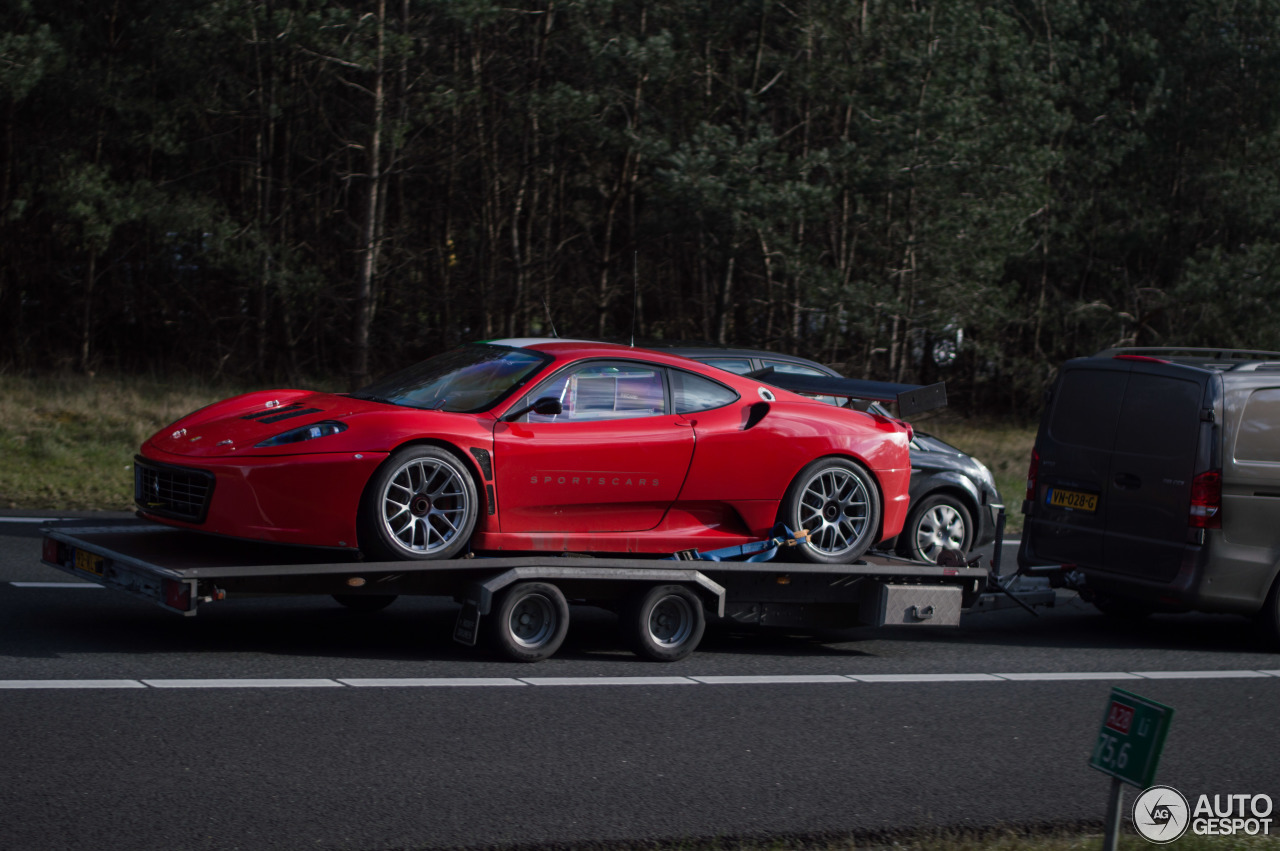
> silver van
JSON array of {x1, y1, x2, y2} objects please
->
[{"x1": 1018, "y1": 347, "x2": 1280, "y2": 642}]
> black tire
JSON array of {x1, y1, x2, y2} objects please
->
[
  {"x1": 487, "y1": 581, "x2": 569, "y2": 662},
  {"x1": 1253, "y1": 574, "x2": 1280, "y2": 650},
  {"x1": 331, "y1": 594, "x2": 398, "y2": 612},
  {"x1": 1091, "y1": 593, "x2": 1155, "y2": 619},
  {"x1": 359, "y1": 445, "x2": 478, "y2": 561},
  {"x1": 897, "y1": 494, "x2": 974, "y2": 564},
  {"x1": 780, "y1": 457, "x2": 882, "y2": 564},
  {"x1": 623, "y1": 585, "x2": 706, "y2": 662}
]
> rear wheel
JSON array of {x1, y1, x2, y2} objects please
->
[
  {"x1": 780, "y1": 457, "x2": 882, "y2": 564},
  {"x1": 623, "y1": 585, "x2": 705, "y2": 662},
  {"x1": 1090, "y1": 593, "x2": 1154, "y2": 619},
  {"x1": 359, "y1": 445, "x2": 478, "y2": 561},
  {"x1": 1255, "y1": 574, "x2": 1280, "y2": 650},
  {"x1": 487, "y1": 581, "x2": 569, "y2": 662},
  {"x1": 898, "y1": 494, "x2": 973, "y2": 564}
]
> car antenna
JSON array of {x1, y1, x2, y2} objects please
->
[
  {"x1": 630, "y1": 251, "x2": 638, "y2": 347},
  {"x1": 542, "y1": 297, "x2": 558, "y2": 338}
]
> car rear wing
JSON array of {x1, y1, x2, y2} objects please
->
[{"x1": 745, "y1": 368, "x2": 947, "y2": 418}]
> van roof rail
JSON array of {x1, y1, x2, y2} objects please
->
[{"x1": 1093, "y1": 347, "x2": 1280, "y2": 367}]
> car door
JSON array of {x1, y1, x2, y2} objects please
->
[{"x1": 492, "y1": 360, "x2": 695, "y2": 533}]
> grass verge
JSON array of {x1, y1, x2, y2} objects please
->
[{"x1": 0, "y1": 374, "x2": 244, "y2": 510}]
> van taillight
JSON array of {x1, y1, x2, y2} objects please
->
[
  {"x1": 1025, "y1": 449, "x2": 1040, "y2": 502},
  {"x1": 1189, "y1": 470, "x2": 1222, "y2": 529}
]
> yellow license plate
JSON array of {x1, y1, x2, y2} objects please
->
[
  {"x1": 73, "y1": 548, "x2": 104, "y2": 576},
  {"x1": 1047, "y1": 488, "x2": 1098, "y2": 513}
]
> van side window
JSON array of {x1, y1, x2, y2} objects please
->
[{"x1": 1235, "y1": 388, "x2": 1280, "y2": 462}]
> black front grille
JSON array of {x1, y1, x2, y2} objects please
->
[{"x1": 134, "y1": 457, "x2": 215, "y2": 523}]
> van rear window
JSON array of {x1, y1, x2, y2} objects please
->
[
  {"x1": 1048, "y1": 370, "x2": 1126, "y2": 450},
  {"x1": 1235, "y1": 388, "x2": 1280, "y2": 463},
  {"x1": 1112, "y1": 375, "x2": 1202, "y2": 458}
]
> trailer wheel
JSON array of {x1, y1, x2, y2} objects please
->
[
  {"x1": 488, "y1": 581, "x2": 569, "y2": 662},
  {"x1": 359, "y1": 445, "x2": 478, "y2": 561},
  {"x1": 624, "y1": 585, "x2": 705, "y2": 662},
  {"x1": 780, "y1": 457, "x2": 882, "y2": 564},
  {"x1": 331, "y1": 593, "x2": 398, "y2": 612}
]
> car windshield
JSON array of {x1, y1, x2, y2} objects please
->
[{"x1": 351, "y1": 344, "x2": 550, "y2": 412}]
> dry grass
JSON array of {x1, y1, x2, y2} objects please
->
[
  {"x1": 647, "y1": 828, "x2": 1274, "y2": 851},
  {"x1": 911, "y1": 412, "x2": 1038, "y2": 536},
  {"x1": 0, "y1": 374, "x2": 246, "y2": 510}
]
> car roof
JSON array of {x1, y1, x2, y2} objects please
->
[
  {"x1": 484, "y1": 338, "x2": 771, "y2": 374},
  {"x1": 641, "y1": 344, "x2": 841, "y2": 375}
]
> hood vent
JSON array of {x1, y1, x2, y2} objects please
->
[{"x1": 241, "y1": 403, "x2": 324, "y2": 425}]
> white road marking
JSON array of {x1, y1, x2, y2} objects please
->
[
  {"x1": 0, "y1": 517, "x2": 82, "y2": 524},
  {"x1": 10, "y1": 582, "x2": 102, "y2": 589},
  {"x1": 994, "y1": 671, "x2": 1142, "y2": 681},
  {"x1": 0, "y1": 680, "x2": 147, "y2": 689},
  {"x1": 691, "y1": 675, "x2": 851, "y2": 684},
  {"x1": 142, "y1": 679, "x2": 344, "y2": 688},
  {"x1": 520, "y1": 676, "x2": 697, "y2": 686},
  {"x1": 339, "y1": 678, "x2": 526, "y2": 687},
  {"x1": 852, "y1": 673, "x2": 1003, "y2": 682},
  {"x1": 1128, "y1": 669, "x2": 1273, "y2": 679},
  {"x1": 0, "y1": 670, "x2": 1277, "y2": 690}
]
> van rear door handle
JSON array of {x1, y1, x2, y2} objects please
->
[{"x1": 1113, "y1": 473, "x2": 1142, "y2": 490}]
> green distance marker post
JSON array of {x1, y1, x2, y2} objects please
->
[{"x1": 1090, "y1": 687, "x2": 1175, "y2": 851}]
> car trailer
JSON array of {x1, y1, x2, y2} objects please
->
[{"x1": 38, "y1": 512, "x2": 1054, "y2": 662}]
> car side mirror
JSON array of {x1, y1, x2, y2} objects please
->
[{"x1": 503, "y1": 396, "x2": 562, "y2": 422}]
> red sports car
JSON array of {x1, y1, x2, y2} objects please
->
[{"x1": 135, "y1": 340, "x2": 912, "y2": 563}]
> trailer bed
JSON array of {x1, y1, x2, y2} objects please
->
[{"x1": 38, "y1": 519, "x2": 1049, "y2": 661}]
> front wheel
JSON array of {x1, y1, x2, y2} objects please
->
[
  {"x1": 780, "y1": 457, "x2": 882, "y2": 564},
  {"x1": 487, "y1": 581, "x2": 570, "y2": 662},
  {"x1": 622, "y1": 585, "x2": 706, "y2": 662},
  {"x1": 898, "y1": 494, "x2": 973, "y2": 564},
  {"x1": 331, "y1": 593, "x2": 398, "y2": 612},
  {"x1": 359, "y1": 445, "x2": 478, "y2": 561}
]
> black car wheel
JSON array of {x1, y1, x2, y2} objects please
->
[
  {"x1": 899, "y1": 494, "x2": 973, "y2": 564},
  {"x1": 487, "y1": 581, "x2": 570, "y2": 662},
  {"x1": 622, "y1": 585, "x2": 706, "y2": 662}
]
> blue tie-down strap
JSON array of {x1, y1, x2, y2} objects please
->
[{"x1": 666, "y1": 525, "x2": 809, "y2": 562}]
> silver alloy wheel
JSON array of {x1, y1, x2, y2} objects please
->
[
  {"x1": 647, "y1": 594, "x2": 695, "y2": 648},
  {"x1": 507, "y1": 593, "x2": 556, "y2": 648},
  {"x1": 380, "y1": 454, "x2": 472, "y2": 556},
  {"x1": 796, "y1": 465, "x2": 873, "y2": 558},
  {"x1": 913, "y1": 502, "x2": 968, "y2": 563}
]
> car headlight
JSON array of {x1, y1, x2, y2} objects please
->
[
  {"x1": 254, "y1": 421, "x2": 348, "y2": 448},
  {"x1": 974, "y1": 459, "x2": 997, "y2": 490}
]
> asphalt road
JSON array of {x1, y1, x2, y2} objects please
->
[{"x1": 2, "y1": 515, "x2": 1278, "y2": 851}]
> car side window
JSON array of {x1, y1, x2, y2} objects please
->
[
  {"x1": 1235, "y1": 388, "x2": 1280, "y2": 463},
  {"x1": 697, "y1": 357, "x2": 754, "y2": 375},
  {"x1": 670, "y1": 370, "x2": 739, "y2": 414},
  {"x1": 523, "y1": 362, "x2": 667, "y2": 422},
  {"x1": 762, "y1": 360, "x2": 841, "y2": 406}
]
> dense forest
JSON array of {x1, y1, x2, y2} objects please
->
[{"x1": 3, "y1": 0, "x2": 1279, "y2": 414}]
